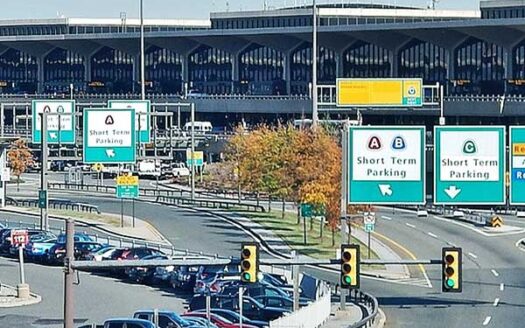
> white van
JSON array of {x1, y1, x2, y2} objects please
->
[{"x1": 183, "y1": 121, "x2": 213, "y2": 134}]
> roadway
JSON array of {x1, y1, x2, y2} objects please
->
[{"x1": 5, "y1": 174, "x2": 525, "y2": 327}]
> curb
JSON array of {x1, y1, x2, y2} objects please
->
[
  {"x1": 374, "y1": 308, "x2": 386, "y2": 328},
  {"x1": 0, "y1": 284, "x2": 42, "y2": 308}
]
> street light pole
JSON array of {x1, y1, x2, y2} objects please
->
[
  {"x1": 191, "y1": 103, "x2": 195, "y2": 201},
  {"x1": 312, "y1": 0, "x2": 318, "y2": 128},
  {"x1": 140, "y1": 0, "x2": 146, "y2": 100}
]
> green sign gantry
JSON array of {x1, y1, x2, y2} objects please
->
[
  {"x1": 32, "y1": 100, "x2": 76, "y2": 144},
  {"x1": 83, "y1": 108, "x2": 136, "y2": 164},
  {"x1": 434, "y1": 126, "x2": 505, "y2": 205},
  {"x1": 348, "y1": 126, "x2": 426, "y2": 204}
]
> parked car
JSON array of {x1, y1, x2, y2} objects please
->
[
  {"x1": 8, "y1": 230, "x2": 56, "y2": 256},
  {"x1": 218, "y1": 281, "x2": 310, "y2": 306},
  {"x1": 47, "y1": 241, "x2": 103, "y2": 264},
  {"x1": 56, "y1": 232, "x2": 94, "y2": 244},
  {"x1": 103, "y1": 318, "x2": 157, "y2": 328},
  {"x1": 189, "y1": 295, "x2": 289, "y2": 322},
  {"x1": 171, "y1": 163, "x2": 190, "y2": 178},
  {"x1": 153, "y1": 262, "x2": 177, "y2": 284},
  {"x1": 108, "y1": 247, "x2": 165, "y2": 261},
  {"x1": 84, "y1": 246, "x2": 118, "y2": 261},
  {"x1": 133, "y1": 310, "x2": 204, "y2": 328},
  {"x1": 193, "y1": 309, "x2": 268, "y2": 328},
  {"x1": 25, "y1": 237, "x2": 57, "y2": 262},
  {"x1": 182, "y1": 312, "x2": 258, "y2": 328},
  {"x1": 170, "y1": 265, "x2": 199, "y2": 291},
  {"x1": 194, "y1": 265, "x2": 239, "y2": 294},
  {"x1": 127, "y1": 255, "x2": 167, "y2": 284}
]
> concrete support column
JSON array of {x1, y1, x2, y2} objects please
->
[
  {"x1": 505, "y1": 48, "x2": 513, "y2": 94},
  {"x1": 133, "y1": 54, "x2": 140, "y2": 93},
  {"x1": 182, "y1": 56, "x2": 190, "y2": 95},
  {"x1": 232, "y1": 52, "x2": 240, "y2": 94},
  {"x1": 283, "y1": 51, "x2": 292, "y2": 95},
  {"x1": 84, "y1": 57, "x2": 92, "y2": 84},
  {"x1": 446, "y1": 49, "x2": 456, "y2": 93},
  {"x1": 390, "y1": 51, "x2": 399, "y2": 77},
  {"x1": 336, "y1": 51, "x2": 345, "y2": 78},
  {"x1": 37, "y1": 56, "x2": 45, "y2": 93}
]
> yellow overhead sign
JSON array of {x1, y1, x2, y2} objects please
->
[
  {"x1": 336, "y1": 78, "x2": 423, "y2": 107},
  {"x1": 117, "y1": 175, "x2": 139, "y2": 186}
]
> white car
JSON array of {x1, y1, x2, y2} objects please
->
[{"x1": 172, "y1": 163, "x2": 190, "y2": 177}]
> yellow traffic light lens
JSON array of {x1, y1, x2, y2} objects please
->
[
  {"x1": 241, "y1": 260, "x2": 251, "y2": 271},
  {"x1": 445, "y1": 267, "x2": 454, "y2": 276},
  {"x1": 242, "y1": 248, "x2": 251, "y2": 259},
  {"x1": 342, "y1": 263, "x2": 352, "y2": 274},
  {"x1": 445, "y1": 254, "x2": 455, "y2": 265},
  {"x1": 342, "y1": 251, "x2": 352, "y2": 262}
]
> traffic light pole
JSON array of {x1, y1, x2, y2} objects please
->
[
  {"x1": 340, "y1": 125, "x2": 349, "y2": 310},
  {"x1": 64, "y1": 218, "x2": 75, "y2": 328},
  {"x1": 40, "y1": 112, "x2": 49, "y2": 231}
]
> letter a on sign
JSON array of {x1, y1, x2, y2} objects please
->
[
  {"x1": 391, "y1": 136, "x2": 406, "y2": 150},
  {"x1": 368, "y1": 136, "x2": 382, "y2": 150},
  {"x1": 105, "y1": 115, "x2": 114, "y2": 125}
]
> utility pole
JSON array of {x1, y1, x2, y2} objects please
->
[
  {"x1": 63, "y1": 218, "x2": 75, "y2": 328},
  {"x1": 190, "y1": 103, "x2": 195, "y2": 201},
  {"x1": 40, "y1": 112, "x2": 49, "y2": 231},
  {"x1": 140, "y1": 0, "x2": 146, "y2": 100},
  {"x1": 311, "y1": 0, "x2": 319, "y2": 127}
]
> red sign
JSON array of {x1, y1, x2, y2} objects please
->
[{"x1": 10, "y1": 229, "x2": 29, "y2": 247}]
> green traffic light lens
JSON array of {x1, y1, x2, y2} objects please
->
[
  {"x1": 243, "y1": 272, "x2": 251, "y2": 281},
  {"x1": 343, "y1": 275, "x2": 352, "y2": 285},
  {"x1": 446, "y1": 279, "x2": 455, "y2": 288}
]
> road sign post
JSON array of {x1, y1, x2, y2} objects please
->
[
  {"x1": 32, "y1": 100, "x2": 75, "y2": 144},
  {"x1": 434, "y1": 126, "x2": 505, "y2": 205},
  {"x1": 83, "y1": 108, "x2": 136, "y2": 164},
  {"x1": 348, "y1": 126, "x2": 425, "y2": 204},
  {"x1": 510, "y1": 127, "x2": 525, "y2": 205}
]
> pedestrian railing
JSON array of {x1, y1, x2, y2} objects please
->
[
  {"x1": 6, "y1": 197, "x2": 100, "y2": 214},
  {"x1": 347, "y1": 289, "x2": 380, "y2": 328},
  {"x1": 155, "y1": 195, "x2": 265, "y2": 212}
]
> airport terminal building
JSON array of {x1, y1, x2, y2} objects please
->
[{"x1": 1, "y1": 1, "x2": 525, "y2": 124}]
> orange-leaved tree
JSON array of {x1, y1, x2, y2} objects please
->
[{"x1": 8, "y1": 138, "x2": 34, "y2": 191}]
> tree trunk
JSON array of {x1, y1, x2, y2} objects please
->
[
  {"x1": 310, "y1": 217, "x2": 313, "y2": 231},
  {"x1": 319, "y1": 218, "x2": 323, "y2": 239},
  {"x1": 256, "y1": 191, "x2": 260, "y2": 207},
  {"x1": 17, "y1": 175, "x2": 20, "y2": 192},
  {"x1": 332, "y1": 227, "x2": 335, "y2": 246},
  {"x1": 296, "y1": 206, "x2": 300, "y2": 225},
  {"x1": 268, "y1": 197, "x2": 271, "y2": 213}
]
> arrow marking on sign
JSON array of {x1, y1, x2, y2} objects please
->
[
  {"x1": 49, "y1": 132, "x2": 57, "y2": 139},
  {"x1": 444, "y1": 186, "x2": 461, "y2": 199},
  {"x1": 379, "y1": 184, "x2": 393, "y2": 196},
  {"x1": 106, "y1": 149, "x2": 115, "y2": 158}
]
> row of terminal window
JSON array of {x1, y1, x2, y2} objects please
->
[{"x1": 482, "y1": 7, "x2": 525, "y2": 19}]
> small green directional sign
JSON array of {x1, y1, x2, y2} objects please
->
[
  {"x1": 117, "y1": 185, "x2": 139, "y2": 198},
  {"x1": 83, "y1": 108, "x2": 136, "y2": 164},
  {"x1": 434, "y1": 126, "x2": 505, "y2": 205},
  {"x1": 32, "y1": 100, "x2": 76, "y2": 144},
  {"x1": 108, "y1": 100, "x2": 151, "y2": 143},
  {"x1": 348, "y1": 126, "x2": 426, "y2": 204}
]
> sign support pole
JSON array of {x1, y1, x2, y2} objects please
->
[
  {"x1": 64, "y1": 218, "x2": 75, "y2": 328},
  {"x1": 340, "y1": 123, "x2": 348, "y2": 310},
  {"x1": 120, "y1": 198, "x2": 124, "y2": 228},
  {"x1": 239, "y1": 286, "x2": 244, "y2": 328},
  {"x1": 18, "y1": 245, "x2": 25, "y2": 285},
  {"x1": 367, "y1": 232, "x2": 371, "y2": 259},
  {"x1": 132, "y1": 198, "x2": 136, "y2": 228},
  {"x1": 40, "y1": 112, "x2": 49, "y2": 231}
]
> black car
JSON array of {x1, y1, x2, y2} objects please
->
[
  {"x1": 219, "y1": 281, "x2": 310, "y2": 307},
  {"x1": 194, "y1": 309, "x2": 268, "y2": 328},
  {"x1": 189, "y1": 294, "x2": 289, "y2": 322},
  {"x1": 48, "y1": 241, "x2": 103, "y2": 264},
  {"x1": 1, "y1": 229, "x2": 55, "y2": 256},
  {"x1": 126, "y1": 254, "x2": 167, "y2": 284},
  {"x1": 170, "y1": 265, "x2": 199, "y2": 290}
]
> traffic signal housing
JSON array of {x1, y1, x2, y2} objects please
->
[
  {"x1": 240, "y1": 243, "x2": 259, "y2": 283},
  {"x1": 341, "y1": 244, "x2": 360, "y2": 289},
  {"x1": 442, "y1": 247, "x2": 462, "y2": 293}
]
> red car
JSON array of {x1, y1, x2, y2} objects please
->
[{"x1": 182, "y1": 312, "x2": 258, "y2": 328}]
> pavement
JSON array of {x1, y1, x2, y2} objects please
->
[{"x1": 0, "y1": 283, "x2": 41, "y2": 308}]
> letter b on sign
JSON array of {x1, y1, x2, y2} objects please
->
[{"x1": 391, "y1": 136, "x2": 406, "y2": 150}]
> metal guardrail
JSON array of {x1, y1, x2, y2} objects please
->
[
  {"x1": 347, "y1": 289, "x2": 379, "y2": 328},
  {"x1": 48, "y1": 183, "x2": 265, "y2": 212},
  {"x1": 6, "y1": 197, "x2": 100, "y2": 214}
]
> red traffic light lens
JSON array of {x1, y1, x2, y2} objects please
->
[
  {"x1": 342, "y1": 251, "x2": 352, "y2": 262},
  {"x1": 242, "y1": 248, "x2": 251, "y2": 259},
  {"x1": 445, "y1": 254, "x2": 455, "y2": 265}
]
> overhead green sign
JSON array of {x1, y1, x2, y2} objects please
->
[
  {"x1": 83, "y1": 108, "x2": 136, "y2": 164},
  {"x1": 32, "y1": 100, "x2": 76, "y2": 144},
  {"x1": 510, "y1": 126, "x2": 525, "y2": 205},
  {"x1": 108, "y1": 100, "x2": 151, "y2": 143},
  {"x1": 434, "y1": 126, "x2": 505, "y2": 205},
  {"x1": 348, "y1": 126, "x2": 426, "y2": 204}
]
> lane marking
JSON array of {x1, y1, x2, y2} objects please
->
[
  {"x1": 371, "y1": 230, "x2": 432, "y2": 288},
  {"x1": 493, "y1": 298, "x2": 500, "y2": 307},
  {"x1": 405, "y1": 223, "x2": 416, "y2": 228},
  {"x1": 500, "y1": 283, "x2": 505, "y2": 291},
  {"x1": 381, "y1": 216, "x2": 392, "y2": 221},
  {"x1": 467, "y1": 252, "x2": 478, "y2": 259},
  {"x1": 430, "y1": 214, "x2": 525, "y2": 237},
  {"x1": 427, "y1": 232, "x2": 438, "y2": 238},
  {"x1": 483, "y1": 316, "x2": 491, "y2": 326},
  {"x1": 491, "y1": 269, "x2": 499, "y2": 277}
]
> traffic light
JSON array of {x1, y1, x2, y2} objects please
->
[
  {"x1": 340, "y1": 244, "x2": 360, "y2": 289},
  {"x1": 442, "y1": 247, "x2": 462, "y2": 293},
  {"x1": 240, "y1": 243, "x2": 258, "y2": 283}
]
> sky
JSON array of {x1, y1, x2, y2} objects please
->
[{"x1": 0, "y1": 0, "x2": 480, "y2": 20}]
